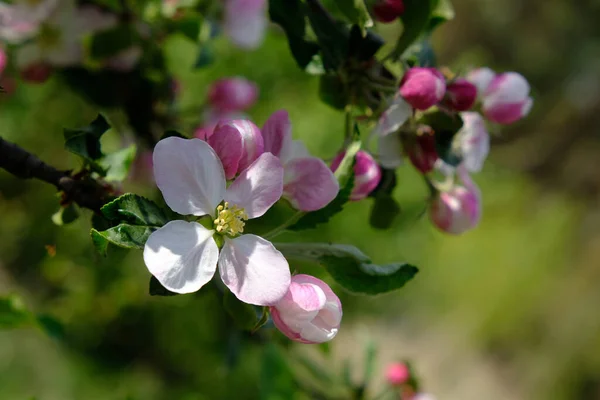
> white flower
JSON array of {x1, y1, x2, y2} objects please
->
[{"x1": 143, "y1": 137, "x2": 291, "y2": 305}]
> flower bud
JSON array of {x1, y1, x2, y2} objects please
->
[
  {"x1": 407, "y1": 133, "x2": 438, "y2": 174},
  {"x1": 482, "y1": 72, "x2": 533, "y2": 125},
  {"x1": 466, "y1": 67, "x2": 495, "y2": 97},
  {"x1": 443, "y1": 78, "x2": 477, "y2": 111},
  {"x1": 372, "y1": 0, "x2": 405, "y2": 23},
  {"x1": 399, "y1": 68, "x2": 446, "y2": 110},
  {"x1": 429, "y1": 178, "x2": 481, "y2": 235},
  {"x1": 330, "y1": 150, "x2": 381, "y2": 201},
  {"x1": 20, "y1": 63, "x2": 52, "y2": 83},
  {"x1": 194, "y1": 110, "x2": 248, "y2": 140},
  {"x1": 207, "y1": 119, "x2": 264, "y2": 179},
  {"x1": 207, "y1": 77, "x2": 259, "y2": 113},
  {"x1": 455, "y1": 112, "x2": 489, "y2": 173},
  {"x1": 0, "y1": 48, "x2": 7, "y2": 76},
  {"x1": 270, "y1": 274, "x2": 342, "y2": 344},
  {"x1": 385, "y1": 362, "x2": 410, "y2": 386}
]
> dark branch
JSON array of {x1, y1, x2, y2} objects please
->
[{"x1": 0, "y1": 137, "x2": 111, "y2": 212}]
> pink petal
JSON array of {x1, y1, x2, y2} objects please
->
[
  {"x1": 218, "y1": 234, "x2": 290, "y2": 306},
  {"x1": 224, "y1": 152, "x2": 283, "y2": 219},
  {"x1": 154, "y1": 137, "x2": 226, "y2": 217},
  {"x1": 262, "y1": 109, "x2": 293, "y2": 162},
  {"x1": 143, "y1": 221, "x2": 219, "y2": 294},
  {"x1": 283, "y1": 157, "x2": 339, "y2": 211},
  {"x1": 207, "y1": 123, "x2": 243, "y2": 180}
]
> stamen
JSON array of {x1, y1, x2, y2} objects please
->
[{"x1": 214, "y1": 202, "x2": 248, "y2": 236}]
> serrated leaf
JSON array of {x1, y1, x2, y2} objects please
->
[
  {"x1": 91, "y1": 224, "x2": 155, "y2": 255},
  {"x1": 149, "y1": 276, "x2": 178, "y2": 296},
  {"x1": 99, "y1": 144, "x2": 137, "y2": 182},
  {"x1": 64, "y1": 114, "x2": 110, "y2": 163},
  {"x1": 223, "y1": 291, "x2": 258, "y2": 331},
  {"x1": 101, "y1": 193, "x2": 168, "y2": 227},
  {"x1": 275, "y1": 243, "x2": 419, "y2": 295},
  {"x1": 51, "y1": 203, "x2": 79, "y2": 226},
  {"x1": 269, "y1": 0, "x2": 321, "y2": 69},
  {"x1": 390, "y1": 0, "x2": 435, "y2": 60},
  {"x1": 0, "y1": 295, "x2": 31, "y2": 329}
]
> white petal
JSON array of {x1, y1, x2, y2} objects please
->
[
  {"x1": 224, "y1": 152, "x2": 283, "y2": 219},
  {"x1": 153, "y1": 137, "x2": 226, "y2": 217},
  {"x1": 143, "y1": 221, "x2": 219, "y2": 294},
  {"x1": 218, "y1": 234, "x2": 291, "y2": 306},
  {"x1": 378, "y1": 132, "x2": 404, "y2": 169},
  {"x1": 374, "y1": 96, "x2": 412, "y2": 137}
]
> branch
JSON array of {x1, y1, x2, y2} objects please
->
[{"x1": 0, "y1": 137, "x2": 112, "y2": 212}]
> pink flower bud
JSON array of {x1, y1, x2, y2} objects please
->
[
  {"x1": 482, "y1": 72, "x2": 533, "y2": 125},
  {"x1": 20, "y1": 63, "x2": 52, "y2": 83},
  {"x1": 466, "y1": 67, "x2": 495, "y2": 97},
  {"x1": 330, "y1": 150, "x2": 381, "y2": 201},
  {"x1": 207, "y1": 77, "x2": 259, "y2": 113},
  {"x1": 207, "y1": 119, "x2": 264, "y2": 179},
  {"x1": 372, "y1": 0, "x2": 405, "y2": 23},
  {"x1": 407, "y1": 134, "x2": 438, "y2": 174},
  {"x1": 429, "y1": 169, "x2": 481, "y2": 235},
  {"x1": 399, "y1": 68, "x2": 446, "y2": 110},
  {"x1": 0, "y1": 48, "x2": 7, "y2": 76},
  {"x1": 443, "y1": 78, "x2": 477, "y2": 111},
  {"x1": 385, "y1": 362, "x2": 410, "y2": 386},
  {"x1": 270, "y1": 274, "x2": 342, "y2": 344}
]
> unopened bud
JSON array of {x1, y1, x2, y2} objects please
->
[
  {"x1": 443, "y1": 78, "x2": 477, "y2": 111},
  {"x1": 482, "y1": 72, "x2": 533, "y2": 125},
  {"x1": 372, "y1": 0, "x2": 405, "y2": 23},
  {"x1": 399, "y1": 68, "x2": 446, "y2": 110},
  {"x1": 429, "y1": 176, "x2": 481, "y2": 235},
  {"x1": 385, "y1": 362, "x2": 410, "y2": 386},
  {"x1": 331, "y1": 150, "x2": 381, "y2": 201},
  {"x1": 208, "y1": 77, "x2": 259, "y2": 112},
  {"x1": 407, "y1": 133, "x2": 438, "y2": 174}
]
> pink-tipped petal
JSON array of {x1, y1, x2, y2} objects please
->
[
  {"x1": 219, "y1": 234, "x2": 291, "y2": 306},
  {"x1": 143, "y1": 221, "x2": 219, "y2": 294},
  {"x1": 283, "y1": 157, "x2": 340, "y2": 211},
  {"x1": 262, "y1": 109, "x2": 293, "y2": 161},
  {"x1": 482, "y1": 72, "x2": 532, "y2": 124},
  {"x1": 466, "y1": 67, "x2": 495, "y2": 97},
  {"x1": 224, "y1": 152, "x2": 284, "y2": 219},
  {"x1": 224, "y1": 119, "x2": 265, "y2": 172},
  {"x1": 153, "y1": 137, "x2": 226, "y2": 217},
  {"x1": 208, "y1": 124, "x2": 243, "y2": 180}
]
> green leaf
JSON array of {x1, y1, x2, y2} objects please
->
[
  {"x1": 305, "y1": 0, "x2": 350, "y2": 70},
  {"x1": 51, "y1": 203, "x2": 80, "y2": 226},
  {"x1": 427, "y1": 0, "x2": 455, "y2": 31},
  {"x1": 91, "y1": 224, "x2": 155, "y2": 255},
  {"x1": 64, "y1": 114, "x2": 110, "y2": 163},
  {"x1": 101, "y1": 193, "x2": 168, "y2": 227},
  {"x1": 269, "y1": 0, "x2": 321, "y2": 69},
  {"x1": 36, "y1": 314, "x2": 65, "y2": 339},
  {"x1": 149, "y1": 276, "x2": 179, "y2": 296},
  {"x1": 421, "y1": 110, "x2": 464, "y2": 166},
  {"x1": 89, "y1": 24, "x2": 139, "y2": 60},
  {"x1": 252, "y1": 307, "x2": 270, "y2": 333},
  {"x1": 319, "y1": 74, "x2": 348, "y2": 110},
  {"x1": 223, "y1": 291, "x2": 258, "y2": 331},
  {"x1": 99, "y1": 144, "x2": 137, "y2": 182},
  {"x1": 289, "y1": 136, "x2": 361, "y2": 231},
  {"x1": 170, "y1": 16, "x2": 202, "y2": 42},
  {"x1": 194, "y1": 44, "x2": 214, "y2": 69},
  {"x1": 403, "y1": 37, "x2": 437, "y2": 67},
  {"x1": 332, "y1": 0, "x2": 373, "y2": 29},
  {"x1": 275, "y1": 243, "x2": 419, "y2": 295},
  {"x1": 0, "y1": 295, "x2": 31, "y2": 329},
  {"x1": 260, "y1": 344, "x2": 297, "y2": 400},
  {"x1": 391, "y1": 0, "x2": 435, "y2": 59}
]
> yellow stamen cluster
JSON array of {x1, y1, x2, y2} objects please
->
[{"x1": 214, "y1": 202, "x2": 248, "y2": 236}]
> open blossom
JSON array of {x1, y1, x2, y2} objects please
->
[
  {"x1": 208, "y1": 77, "x2": 259, "y2": 113},
  {"x1": 385, "y1": 362, "x2": 410, "y2": 386},
  {"x1": 194, "y1": 109, "x2": 249, "y2": 140},
  {"x1": 224, "y1": 0, "x2": 267, "y2": 49},
  {"x1": 207, "y1": 120, "x2": 264, "y2": 179},
  {"x1": 455, "y1": 112, "x2": 489, "y2": 173},
  {"x1": 144, "y1": 137, "x2": 291, "y2": 305},
  {"x1": 270, "y1": 274, "x2": 342, "y2": 344},
  {"x1": 399, "y1": 67, "x2": 446, "y2": 110},
  {"x1": 262, "y1": 110, "x2": 339, "y2": 211},
  {"x1": 331, "y1": 150, "x2": 381, "y2": 201},
  {"x1": 372, "y1": 0, "x2": 405, "y2": 23},
  {"x1": 429, "y1": 166, "x2": 481, "y2": 235},
  {"x1": 482, "y1": 72, "x2": 533, "y2": 124}
]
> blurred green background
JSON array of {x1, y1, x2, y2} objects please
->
[{"x1": 2, "y1": 0, "x2": 600, "y2": 399}]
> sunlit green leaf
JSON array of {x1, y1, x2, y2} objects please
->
[
  {"x1": 91, "y1": 224, "x2": 155, "y2": 255},
  {"x1": 51, "y1": 203, "x2": 80, "y2": 226},
  {"x1": 101, "y1": 193, "x2": 168, "y2": 227},
  {"x1": 100, "y1": 144, "x2": 137, "y2": 182}
]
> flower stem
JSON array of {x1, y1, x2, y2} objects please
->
[{"x1": 262, "y1": 211, "x2": 305, "y2": 240}]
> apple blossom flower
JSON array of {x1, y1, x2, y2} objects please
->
[
  {"x1": 143, "y1": 137, "x2": 291, "y2": 305},
  {"x1": 224, "y1": 0, "x2": 267, "y2": 50},
  {"x1": 407, "y1": 133, "x2": 438, "y2": 174},
  {"x1": 270, "y1": 274, "x2": 342, "y2": 344},
  {"x1": 331, "y1": 150, "x2": 381, "y2": 201},
  {"x1": 443, "y1": 78, "x2": 477, "y2": 111},
  {"x1": 262, "y1": 110, "x2": 339, "y2": 211},
  {"x1": 466, "y1": 67, "x2": 495, "y2": 98},
  {"x1": 373, "y1": 95, "x2": 413, "y2": 137},
  {"x1": 399, "y1": 68, "x2": 446, "y2": 110},
  {"x1": 194, "y1": 110, "x2": 249, "y2": 140},
  {"x1": 208, "y1": 77, "x2": 259, "y2": 113},
  {"x1": 207, "y1": 119, "x2": 265, "y2": 180},
  {"x1": 429, "y1": 166, "x2": 481, "y2": 235},
  {"x1": 455, "y1": 112, "x2": 489, "y2": 173},
  {"x1": 385, "y1": 362, "x2": 410, "y2": 386},
  {"x1": 482, "y1": 72, "x2": 533, "y2": 124},
  {"x1": 372, "y1": 0, "x2": 405, "y2": 23}
]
